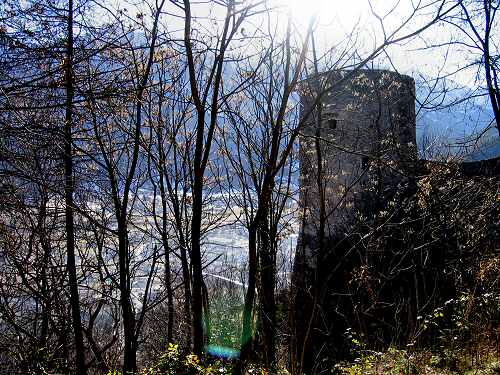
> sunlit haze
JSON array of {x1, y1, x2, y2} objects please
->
[{"x1": 284, "y1": 0, "x2": 367, "y2": 25}]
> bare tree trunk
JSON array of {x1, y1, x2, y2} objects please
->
[
  {"x1": 179, "y1": 242, "x2": 193, "y2": 348},
  {"x1": 239, "y1": 185, "x2": 273, "y2": 368},
  {"x1": 191, "y1": 170, "x2": 206, "y2": 355},
  {"x1": 64, "y1": 1, "x2": 87, "y2": 373},
  {"x1": 159, "y1": 144, "x2": 192, "y2": 347},
  {"x1": 237, "y1": 17, "x2": 313, "y2": 370},
  {"x1": 182, "y1": 0, "x2": 237, "y2": 354},
  {"x1": 240, "y1": 222, "x2": 258, "y2": 361},
  {"x1": 120, "y1": 4, "x2": 164, "y2": 371},
  {"x1": 166, "y1": 181, "x2": 192, "y2": 347},
  {"x1": 161, "y1": 214, "x2": 174, "y2": 343},
  {"x1": 259, "y1": 211, "x2": 276, "y2": 370},
  {"x1": 38, "y1": 192, "x2": 51, "y2": 348},
  {"x1": 482, "y1": 8, "x2": 500, "y2": 136},
  {"x1": 117, "y1": 226, "x2": 137, "y2": 373},
  {"x1": 153, "y1": 117, "x2": 176, "y2": 344},
  {"x1": 458, "y1": 0, "x2": 500, "y2": 136},
  {"x1": 294, "y1": 33, "x2": 328, "y2": 374},
  {"x1": 182, "y1": 0, "x2": 207, "y2": 354}
]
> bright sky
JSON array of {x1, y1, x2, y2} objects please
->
[
  {"x1": 279, "y1": 0, "x2": 469, "y2": 82},
  {"x1": 277, "y1": 0, "x2": 497, "y2": 143},
  {"x1": 89, "y1": 0, "x2": 495, "y2": 150},
  {"x1": 103, "y1": 0, "x2": 493, "y2": 109},
  {"x1": 285, "y1": 0, "x2": 369, "y2": 26},
  {"x1": 101, "y1": 0, "x2": 486, "y2": 84}
]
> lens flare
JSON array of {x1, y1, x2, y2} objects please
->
[{"x1": 206, "y1": 345, "x2": 240, "y2": 359}]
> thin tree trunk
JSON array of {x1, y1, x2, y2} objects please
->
[
  {"x1": 182, "y1": 0, "x2": 206, "y2": 353},
  {"x1": 64, "y1": 1, "x2": 87, "y2": 373},
  {"x1": 191, "y1": 170, "x2": 205, "y2": 355},
  {"x1": 119, "y1": 4, "x2": 164, "y2": 370},
  {"x1": 259, "y1": 211, "x2": 276, "y2": 370},
  {"x1": 483, "y1": 31, "x2": 500, "y2": 136},
  {"x1": 162, "y1": 147, "x2": 192, "y2": 346},
  {"x1": 179, "y1": 242, "x2": 192, "y2": 348},
  {"x1": 157, "y1": 127, "x2": 175, "y2": 343},
  {"x1": 239, "y1": 186, "x2": 273, "y2": 369},
  {"x1": 239, "y1": 223, "x2": 258, "y2": 366},
  {"x1": 182, "y1": 0, "x2": 237, "y2": 353},
  {"x1": 162, "y1": 231, "x2": 174, "y2": 343},
  {"x1": 117, "y1": 225, "x2": 137, "y2": 374},
  {"x1": 39, "y1": 193, "x2": 50, "y2": 347}
]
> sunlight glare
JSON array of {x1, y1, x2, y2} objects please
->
[{"x1": 284, "y1": 0, "x2": 367, "y2": 27}]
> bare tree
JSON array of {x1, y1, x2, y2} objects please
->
[
  {"x1": 179, "y1": 0, "x2": 266, "y2": 354},
  {"x1": 63, "y1": 0, "x2": 87, "y2": 372},
  {"x1": 80, "y1": 1, "x2": 167, "y2": 370},
  {"x1": 144, "y1": 51, "x2": 194, "y2": 348},
  {"x1": 443, "y1": 0, "x2": 500, "y2": 136}
]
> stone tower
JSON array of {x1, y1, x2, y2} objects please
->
[
  {"x1": 298, "y1": 69, "x2": 416, "y2": 260},
  {"x1": 291, "y1": 69, "x2": 417, "y2": 372}
]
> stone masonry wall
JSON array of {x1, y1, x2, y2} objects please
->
[{"x1": 298, "y1": 69, "x2": 417, "y2": 262}]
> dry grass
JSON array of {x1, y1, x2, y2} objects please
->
[{"x1": 335, "y1": 346, "x2": 500, "y2": 375}]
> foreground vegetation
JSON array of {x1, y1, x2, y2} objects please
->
[{"x1": 110, "y1": 345, "x2": 500, "y2": 375}]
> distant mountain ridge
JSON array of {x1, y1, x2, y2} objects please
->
[{"x1": 414, "y1": 74, "x2": 498, "y2": 160}]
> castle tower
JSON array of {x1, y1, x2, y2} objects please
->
[
  {"x1": 291, "y1": 70, "x2": 417, "y2": 371},
  {"x1": 298, "y1": 69, "x2": 416, "y2": 258}
]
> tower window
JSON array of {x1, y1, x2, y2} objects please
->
[
  {"x1": 362, "y1": 157, "x2": 369, "y2": 169},
  {"x1": 327, "y1": 118, "x2": 337, "y2": 129},
  {"x1": 323, "y1": 112, "x2": 338, "y2": 130}
]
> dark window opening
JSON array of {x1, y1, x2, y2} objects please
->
[
  {"x1": 327, "y1": 118, "x2": 337, "y2": 129},
  {"x1": 362, "y1": 157, "x2": 369, "y2": 169}
]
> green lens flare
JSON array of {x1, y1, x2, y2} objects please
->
[
  {"x1": 205, "y1": 344, "x2": 240, "y2": 359},
  {"x1": 202, "y1": 274, "x2": 248, "y2": 358}
]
